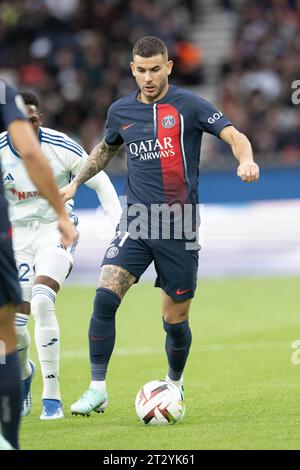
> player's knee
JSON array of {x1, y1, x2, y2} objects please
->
[
  {"x1": 31, "y1": 294, "x2": 54, "y2": 326},
  {"x1": 31, "y1": 285, "x2": 56, "y2": 326},
  {"x1": 92, "y1": 288, "x2": 121, "y2": 322},
  {"x1": 163, "y1": 318, "x2": 191, "y2": 339},
  {"x1": 163, "y1": 310, "x2": 189, "y2": 324},
  {"x1": 18, "y1": 302, "x2": 30, "y2": 315}
]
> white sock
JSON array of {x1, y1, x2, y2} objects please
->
[
  {"x1": 90, "y1": 381, "x2": 106, "y2": 393},
  {"x1": 165, "y1": 374, "x2": 183, "y2": 388},
  {"x1": 31, "y1": 284, "x2": 60, "y2": 401},
  {"x1": 15, "y1": 313, "x2": 32, "y2": 380}
]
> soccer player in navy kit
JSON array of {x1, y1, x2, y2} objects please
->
[
  {"x1": 62, "y1": 36, "x2": 260, "y2": 417},
  {"x1": 0, "y1": 81, "x2": 76, "y2": 448}
]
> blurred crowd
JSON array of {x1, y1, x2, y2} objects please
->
[
  {"x1": 1, "y1": 0, "x2": 299, "y2": 170},
  {"x1": 0, "y1": 0, "x2": 202, "y2": 172},
  {"x1": 220, "y1": 0, "x2": 300, "y2": 166}
]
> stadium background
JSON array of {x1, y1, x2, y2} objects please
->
[
  {"x1": 1, "y1": 0, "x2": 299, "y2": 282},
  {"x1": 1, "y1": 0, "x2": 300, "y2": 450}
]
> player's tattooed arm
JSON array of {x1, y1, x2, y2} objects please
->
[
  {"x1": 75, "y1": 140, "x2": 120, "y2": 187},
  {"x1": 99, "y1": 265, "x2": 136, "y2": 299},
  {"x1": 60, "y1": 139, "x2": 120, "y2": 202}
]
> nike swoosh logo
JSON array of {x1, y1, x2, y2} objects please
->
[
  {"x1": 122, "y1": 123, "x2": 135, "y2": 130},
  {"x1": 176, "y1": 288, "x2": 192, "y2": 295}
]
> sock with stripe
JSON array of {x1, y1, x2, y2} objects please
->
[
  {"x1": 15, "y1": 313, "x2": 32, "y2": 380},
  {"x1": 31, "y1": 284, "x2": 60, "y2": 400}
]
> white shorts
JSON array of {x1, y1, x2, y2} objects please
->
[{"x1": 12, "y1": 220, "x2": 78, "y2": 303}]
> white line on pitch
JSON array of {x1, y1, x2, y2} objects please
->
[{"x1": 62, "y1": 341, "x2": 288, "y2": 359}]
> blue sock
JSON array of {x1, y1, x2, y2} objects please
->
[
  {"x1": 89, "y1": 288, "x2": 121, "y2": 381},
  {"x1": 0, "y1": 351, "x2": 22, "y2": 449},
  {"x1": 163, "y1": 319, "x2": 192, "y2": 381}
]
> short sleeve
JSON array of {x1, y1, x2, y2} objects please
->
[
  {"x1": 194, "y1": 96, "x2": 231, "y2": 137},
  {"x1": 62, "y1": 139, "x2": 87, "y2": 176},
  {"x1": 0, "y1": 81, "x2": 27, "y2": 128},
  {"x1": 45, "y1": 130, "x2": 86, "y2": 174},
  {"x1": 104, "y1": 104, "x2": 124, "y2": 146}
]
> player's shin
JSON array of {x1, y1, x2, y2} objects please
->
[
  {"x1": 88, "y1": 288, "x2": 121, "y2": 392},
  {"x1": 31, "y1": 285, "x2": 60, "y2": 400},
  {"x1": 15, "y1": 313, "x2": 32, "y2": 380},
  {"x1": 163, "y1": 319, "x2": 192, "y2": 382}
]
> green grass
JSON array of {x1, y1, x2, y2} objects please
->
[{"x1": 20, "y1": 277, "x2": 300, "y2": 450}]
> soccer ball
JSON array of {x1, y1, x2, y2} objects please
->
[{"x1": 135, "y1": 380, "x2": 184, "y2": 425}]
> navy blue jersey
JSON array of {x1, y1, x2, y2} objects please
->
[
  {"x1": 0, "y1": 81, "x2": 27, "y2": 236},
  {"x1": 105, "y1": 85, "x2": 231, "y2": 207}
]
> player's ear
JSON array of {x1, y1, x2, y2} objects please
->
[
  {"x1": 166, "y1": 60, "x2": 173, "y2": 75},
  {"x1": 130, "y1": 62, "x2": 136, "y2": 77}
]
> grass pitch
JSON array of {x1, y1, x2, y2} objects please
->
[{"x1": 20, "y1": 277, "x2": 300, "y2": 450}]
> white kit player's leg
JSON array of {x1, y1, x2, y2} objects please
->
[
  {"x1": 13, "y1": 227, "x2": 36, "y2": 418},
  {"x1": 13, "y1": 220, "x2": 76, "y2": 419},
  {"x1": 15, "y1": 313, "x2": 31, "y2": 381},
  {"x1": 31, "y1": 284, "x2": 60, "y2": 400},
  {"x1": 32, "y1": 252, "x2": 72, "y2": 420},
  {"x1": 15, "y1": 311, "x2": 36, "y2": 417}
]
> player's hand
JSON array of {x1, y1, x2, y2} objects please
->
[
  {"x1": 237, "y1": 162, "x2": 260, "y2": 182},
  {"x1": 57, "y1": 214, "x2": 77, "y2": 247},
  {"x1": 60, "y1": 181, "x2": 77, "y2": 203}
]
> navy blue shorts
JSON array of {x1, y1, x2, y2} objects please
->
[
  {"x1": 0, "y1": 236, "x2": 22, "y2": 308},
  {"x1": 102, "y1": 232, "x2": 199, "y2": 301}
]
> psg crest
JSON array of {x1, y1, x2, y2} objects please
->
[
  {"x1": 106, "y1": 246, "x2": 119, "y2": 259},
  {"x1": 162, "y1": 115, "x2": 175, "y2": 128}
]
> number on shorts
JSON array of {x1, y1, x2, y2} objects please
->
[{"x1": 18, "y1": 263, "x2": 30, "y2": 282}]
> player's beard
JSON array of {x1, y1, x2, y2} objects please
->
[{"x1": 142, "y1": 78, "x2": 168, "y2": 102}]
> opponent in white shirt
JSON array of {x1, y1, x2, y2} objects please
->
[{"x1": 0, "y1": 92, "x2": 121, "y2": 420}]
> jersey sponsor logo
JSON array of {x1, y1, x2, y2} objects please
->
[
  {"x1": 106, "y1": 246, "x2": 119, "y2": 259},
  {"x1": 207, "y1": 111, "x2": 223, "y2": 124},
  {"x1": 129, "y1": 137, "x2": 175, "y2": 161},
  {"x1": 9, "y1": 188, "x2": 40, "y2": 200},
  {"x1": 122, "y1": 123, "x2": 135, "y2": 130},
  {"x1": 161, "y1": 115, "x2": 175, "y2": 129},
  {"x1": 175, "y1": 288, "x2": 191, "y2": 295}
]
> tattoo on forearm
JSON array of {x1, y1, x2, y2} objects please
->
[
  {"x1": 75, "y1": 140, "x2": 120, "y2": 186},
  {"x1": 99, "y1": 265, "x2": 136, "y2": 299}
]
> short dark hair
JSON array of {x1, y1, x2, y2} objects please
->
[
  {"x1": 21, "y1": 92, "x2": 40, "y2": 109},
  {"x1": 132, "y1": 36, "x2": 168, "y2": 59}
]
